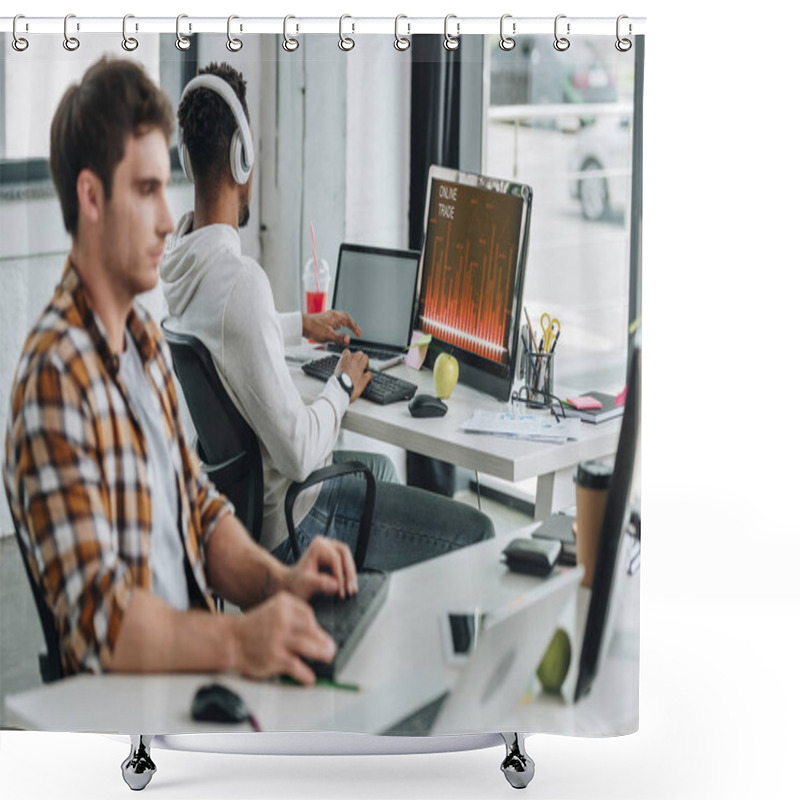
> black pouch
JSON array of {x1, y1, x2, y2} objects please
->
[{"x1": 502, "y1": 538, "x2": 562, "y2": 577}]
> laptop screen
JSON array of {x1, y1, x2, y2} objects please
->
[{"x1": 333, "y1": 244, "x2": 420, "y2": 349}]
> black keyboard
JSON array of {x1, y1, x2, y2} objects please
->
[
  {"x1": 327, "y1": 343, "x2": 402, "y2": 363},
  {"x1": 306, "y1": 570, "x2": 390, "y2": 680},
  {"x1": 302, "y1": 355, "x2": 418, "y2": 405}
]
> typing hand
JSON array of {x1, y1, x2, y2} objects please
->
[
  {"x1": 336, "y1": 349, "x2": 372, "y2": 402},
  {"x1": 234, "y1": 592, "x2": 336, "y2": 685},
  {"x1": 302, "y1": 310, "x2": 362, "y2": 346},
  {"x1": 284, "y1": 536, "x2": 358, "y2": 602}
]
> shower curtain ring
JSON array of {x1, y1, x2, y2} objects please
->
[
  {"x1": 339, "y1": 15, "x2": 355, "y2": 51},
  {"x1": 615, "y1": 15, "x2": 633, "y2": 52},
  {"x1": 553, "y1": 14, "x2": 570, "y2": 51},
  {"x1": 283, "y1": 15, "x2": 299, "y2": 51},
  {"x1": 12, "y1": 14, "x2": 29, "y2": 52},
  {"x1": 444, "y1": 14, "x2": 460, "y2": 51},
  {"x1": 226, "y1": 15, "x2": 243, "y2": 52},
  {"x1": 176, "y1": 14, "x2": 191, "y2": 51},
  {"x1": 394, "y1": 15, "x2": 411, "y2": 51},
  {"x1": 499, "y1": 14, "x2": 516, "y2": 51},
  {"x1": 122, "y1": 14, "x2": 138, "y2": 51},
  {"x1": 64, "y1": 14, "x2": 80, "y2": 51}
]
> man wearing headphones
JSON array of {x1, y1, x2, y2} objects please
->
[
  {"x1": 4, "y1": 58, "x2": 356, "y2": 683},
  {"x1": 161, "y1": 63, "x2": 494, "y2": 570}
]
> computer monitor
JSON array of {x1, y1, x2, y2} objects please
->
[
  {"x1": 414, "y1": 165, "x2": 533, "y2": 401},
  {"x1": 574, "y1": 338, "x2": 641, "y2": 702}
]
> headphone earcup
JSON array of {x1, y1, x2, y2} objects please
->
[
  {"x1": 179, "y1": 142, "x2": 195, "y2": 184},
  {"x1": 229, "y1": 130, "x2": 251, "y2": 185}
]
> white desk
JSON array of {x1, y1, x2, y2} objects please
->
[
  {"x1": 293, "y1": 361, "x2": 621, "y2": 518},
  {"x1": 5, "y1": 531, "x2": 638, "y2": 739}
]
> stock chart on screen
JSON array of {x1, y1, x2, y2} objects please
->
[{"x1": 417, "y1": 178, "x2": 524, "y2": 366}]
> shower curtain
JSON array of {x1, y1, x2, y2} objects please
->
[{"x1": 0, "y1": 12, "x2": 643, "y2": 793}]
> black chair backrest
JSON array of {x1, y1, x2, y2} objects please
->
[
  {"x1": 9, "y1": 514, "x2": 64, "y2": 683},
  {"x1": 161, "y1": 322, "x2": 264, "y2": 542}
]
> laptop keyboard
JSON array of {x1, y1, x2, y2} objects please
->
[
  {"x1": 327, "y1": 343, "x2": 402, "y2": 363},
  {"x1": 302, "y1": 355, "x2": 418, "y2": 405},
  {"x1": 305, "y1": 570, "x2": 390, "y2": 680}
]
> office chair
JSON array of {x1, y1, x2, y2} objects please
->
[
  {"x1": 161, "y1": 322, "x2": 375, "y2": 560},
  {"x1": 9, "y1": 514, "x2": 64, "y2": 683}
]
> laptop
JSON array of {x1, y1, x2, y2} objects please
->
[
  {"x1": 322, "y1": 567, "x2": 581, "y2": 736},
  {"x1": 326, "y1": 243, "x2": 420, "y2": 371}
]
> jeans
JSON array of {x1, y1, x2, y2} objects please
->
[{"x1": 272, "y1": 451, "x2": 494, "y2": 571}]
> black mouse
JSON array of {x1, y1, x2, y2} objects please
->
[
  {"x1": 191, "y1": 682, "x2": 249, "y2": 724},
  {"x1": 408, "y1": 393, "x2": 448, "y2": 418}
]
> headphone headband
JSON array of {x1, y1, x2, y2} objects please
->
[{"x1": 179, "y1": 73, "x2": 254, "y2": 185}]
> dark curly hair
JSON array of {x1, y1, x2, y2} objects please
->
[
  {"x1": 49, "y1": 57, "x2": 174, "y2": 236},
  {"x1": 178, "y1": 63, "x2": 250, "y2": 186}
]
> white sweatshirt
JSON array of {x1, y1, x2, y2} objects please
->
[{"x1": 160, "y1": 212, "x2": 349, "y2": 552}]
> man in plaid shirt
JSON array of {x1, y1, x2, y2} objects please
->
[{"x1": 3, "y1": 58, "x2": 356, "y2": 684}]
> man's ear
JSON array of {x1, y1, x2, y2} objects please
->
[{"x1": 75, "y1": 168, "x2": 104, "y2": 225}]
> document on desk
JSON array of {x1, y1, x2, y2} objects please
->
[{"x1": 460, "y1": 411, "x2": 581, "y2": 443}]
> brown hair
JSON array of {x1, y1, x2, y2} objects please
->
[
  {"x1": 49, "y1": 57, "x2": 174, "y2": 236},
  {"x1": 177, "y1": 62, "x2": 249, "y2": 186}
]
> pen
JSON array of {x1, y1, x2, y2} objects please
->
[
  {"x1": 523, "y1": 308, "x2": 534, "y2": 343},
  {"x1": 279, "y1": 675, "x2": 361, "y2": 692},
  {"x1": 549, "y1": 329, "x2": 561, "y2": 354}
]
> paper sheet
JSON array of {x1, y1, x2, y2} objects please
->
[{"x1": 460, "y1": 411, "x2": 581, "y2": 443}]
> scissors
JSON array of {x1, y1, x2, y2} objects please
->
[{"x1": 540, "y1": 312, "x2": 561, "y2": 352}]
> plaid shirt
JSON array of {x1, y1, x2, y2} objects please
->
[{"x1": 3, "y1": 261, "x2": 232, "y2": 675}]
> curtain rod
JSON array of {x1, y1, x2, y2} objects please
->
[{"x1": 1, "y1": 15, "x2": 647, "y2": 38}]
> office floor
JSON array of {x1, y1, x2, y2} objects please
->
[{"x1": 0, "y1": 488, "x2": 532, "y2": 728}]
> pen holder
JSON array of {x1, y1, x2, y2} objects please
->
[{"x1": 516, "y1": 327, "x2": 556, "y2": 408}]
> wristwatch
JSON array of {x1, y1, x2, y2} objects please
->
[{"x1": 336, "y1": 371, "x2": 354, "y2": 397}]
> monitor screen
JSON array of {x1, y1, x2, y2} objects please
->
[
  {"x1": 414, "y1": 165, "x2": 532, "y2": 400},
  {"x1": 574, "y1": 338, "x2": 641, "y2": 702}
]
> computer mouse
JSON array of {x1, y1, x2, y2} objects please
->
[
  {"x1": 408, "y1": 393, "x2": 448, "y2": 418},
  {"x1": 190, "y1": 682, "x2": 249, "y2": 724}
]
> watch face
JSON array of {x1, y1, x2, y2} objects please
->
[{"x1": 339, "y1": 372, "x2": 354, "y2": 394}]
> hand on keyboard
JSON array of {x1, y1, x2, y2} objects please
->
[
  {"x1": 235, "y1": 591, "x2": 336, "y2": 686},
  {"x1": 284, "y1": 536, "x2": 359, "y2": 601},
  {"x1": 302, "y1": 309, "x2": 362, "y2": 346},
  {"x1": 336, "y1": 348, "x2": 372, "y2": 402}
]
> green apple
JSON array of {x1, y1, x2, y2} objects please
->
[
  {"x1": 536, "y1": 628, "x2": 571, "y2": 694},
  {"x1": 433, "y1": 352, "x2": 459, "y2": 399}
]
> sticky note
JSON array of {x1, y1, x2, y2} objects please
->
[
  {"x1": 566, "y1": 395, "x2": 602, "y2": 410},
  {"x1": 405, "y1": 331, "x2": 431, "y2": 371}
]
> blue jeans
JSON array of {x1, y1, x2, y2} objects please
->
[{"x1": 272, "y1": 451, "x2": 494, "y2": 571}]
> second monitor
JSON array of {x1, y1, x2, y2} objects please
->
[{"x1": 414, "y1": 165, "x2": 533, "y2": 401}]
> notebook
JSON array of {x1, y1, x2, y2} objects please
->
[
  {"x1": 564, "y1": 391, "x2": 624, "y2": 424},
  {"x1": 326, "y1": 243, "x2": 420, "y2": 370}
]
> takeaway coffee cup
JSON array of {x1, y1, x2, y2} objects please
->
[{"x1": 574, "y1": 460, "x2": 614, "y2": 588}]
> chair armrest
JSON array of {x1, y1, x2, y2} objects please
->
[
  {"x1": 284, "y1": 461, "x2": 376, "y2": 569},
  {"x1": 199, "y1": 450, "x2": 249, "y2": 487}
]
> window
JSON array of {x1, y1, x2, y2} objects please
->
[
  {"x1": 0, "y1": 33, "x2": 193, "y2": 183},
  {"x1": 485, "y1": 34, "x2": 640, "y2": 392}
]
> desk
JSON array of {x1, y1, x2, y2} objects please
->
[
  {"x1": 5, "y1": 530, "x2": 638, "y2": 739},
  {"x1": 293, "y1": 362, "x2": 621, "y2": 519}
]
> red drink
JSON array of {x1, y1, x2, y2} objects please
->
[{"x1": 305, "y1": 290, "x2": 327, "y2": 314}]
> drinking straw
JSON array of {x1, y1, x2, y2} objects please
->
[{"x1": 310, "y1": 221, "x2": 320, "y2": 292}]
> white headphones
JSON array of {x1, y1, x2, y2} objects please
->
[{"x1": 178, "y1": 74, "x2": 254, "y2": 186}]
